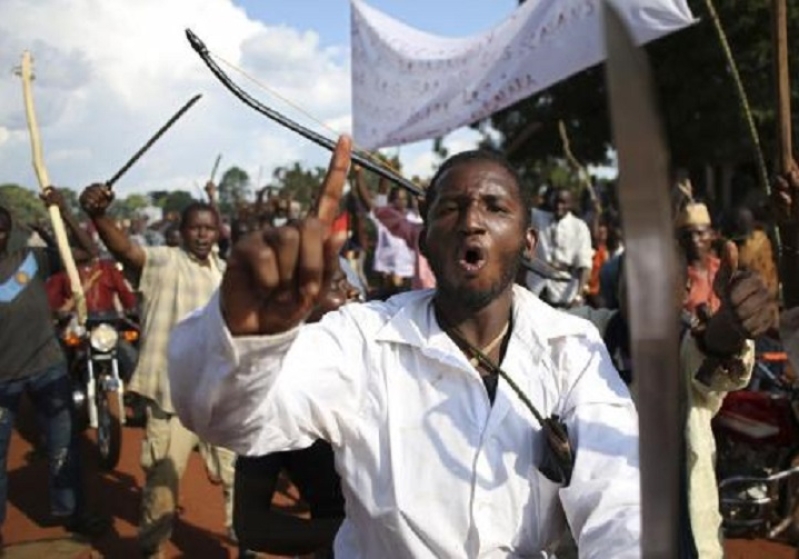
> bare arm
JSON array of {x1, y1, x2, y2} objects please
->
[
  {"x1": 373, "y1": 205, "x2": 421, "y2": 250},
  {"x1": 353, "y1": 166, "x2": 374, "y2": 212},
  {"x1": 774, "y1": 161, "x2": 799, "y2": 307},
  {"x1": 79, "y1": 184, "x2": 146, "y2": 272},
  {"x1": 42, "y1": 187, "x2": 97, "y2": 258},
  {"x1": 577, "y1": 267, "x2": 592, "y2": 298}
]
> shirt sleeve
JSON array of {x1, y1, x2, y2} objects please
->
[
  {"x1": 373, "y1": 206, "x2": 420, "y2": 250},
  {"x1": 168, "y1": 291, "x2": 366, "y2": 456},
  {"x1": 46, "y1": 271, "x2": 70, "y2": 310},
  {"x1": 682, "y1": 334, "x2": 755, "y2": 407},
  {"x1": 138, "y1": 246, "x2": 171, "y2": 295},
  {"x1": 555, "y1": 326, "x2": 641, "y2": 559}
]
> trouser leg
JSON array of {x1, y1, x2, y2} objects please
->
[
  {"x1": 199, "y1": 442, "x2": 236, "y2": 530},
  {"x1": 27, "y1": 364, "x2": 81, "y2": 518},
  {"x1": 138, "y1": 402, "x2": 197, "y2": 554},
  {"x1": 0, "y1": 380, "x2": 23, "y2": 527}
]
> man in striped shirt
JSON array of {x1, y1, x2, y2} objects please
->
[{"x1": 80, "y1": 184, "x2": 234, "y2": 559}]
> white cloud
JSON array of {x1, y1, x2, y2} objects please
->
[{"x1": 0, "y1": 0, "x2": 485, "y2": 204}]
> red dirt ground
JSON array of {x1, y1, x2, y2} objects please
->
[{"x1": 2, "y1": 398, "x2": 795, "y2": 558}]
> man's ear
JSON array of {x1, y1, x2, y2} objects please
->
[
  {"x1": 419, "y1": 227, "x2": 429, "y2": 258},
  {"x1": 523, "y1": 227, "x2": 537, "y2": 259}
]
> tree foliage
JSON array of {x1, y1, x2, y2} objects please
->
[
  {"x1": 161, "y1": 191, "x2": 196, "y2": 216},
  {"x1": 493, "y1": 0, "x2": 799, "y2": 184},
  {"x1": 268, "y1": 163, "x2": 328, "y2": 209},
  {"x1": 218, "y1": 166, "x2": 251, "y2": 214},
  {"x1": 0, "y1": 184, "x2": 48, "y2": 227},
  {"x1": 108, "y1": 193, "x2": 150, "y2": 219}
]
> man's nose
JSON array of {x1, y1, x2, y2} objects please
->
[{"x1": 459, "y1": 202, "x2": 485, "y2": 233}]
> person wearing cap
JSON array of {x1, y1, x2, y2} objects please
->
[{"x1": 677, "y1": 202, "x2": 721, "y2": 316}]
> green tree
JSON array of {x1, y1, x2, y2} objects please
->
[
  {"x1": 0, "y1": 184, "x2": 50, "y2": 251},
  {"x1": 58, "y1": 187, "x2": 81, "y2": 216},
  {"x1": 269, "y1": 163, "x2": 327, "y2": 208},
  {"x1": 109, "y1": 193, "x2": 150, "y2": 219},
  {"x1": 149, "y1": 190, "x2": 170, "y2": 208},
  {"x1": 0, "y1": 184, "x2": 48, "y2": 227},
  {"x1": 218, "y1": 166, "x2": 251, "y2": 214},
  {"x1": 161, "y1": 191, "x2": 196, "y2": 216}
]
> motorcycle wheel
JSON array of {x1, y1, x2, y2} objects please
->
[
  {"x1": 96, "y1": 388, "x2": 123, "y2": 471},
  {"x1": 781, "y1": 452, "x2": 799, "y2": 544}
]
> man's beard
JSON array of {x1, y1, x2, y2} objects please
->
[{"x1": 432, "y1": 247, "x2": 523, "y2": 312}]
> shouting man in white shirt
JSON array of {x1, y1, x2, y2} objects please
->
[{"x1": 168, "y1": 137, "x2": 641, "y2": 558}]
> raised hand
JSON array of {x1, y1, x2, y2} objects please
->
[
  {"x1": 703, "y1": 240, "x2": 777, "y2": 355},
  {"x1": 204, "y1": 181, "x2": 218, "y2": 203},
  {"x1": 220, "y1": 135, "x2": 352, "y2": 336},
  {"x1": 772, "y1": 159, "x2": 799, "y2": 226},
  {"x1": 40, "y1": 186, "x2": 68, "y2": 209},
  {"x1": 79, "y1": 184, "x2": 115, "y2": 217}
]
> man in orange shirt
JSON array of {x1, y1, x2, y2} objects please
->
[{"x1": 677, "y1": 202, "x2": 721, "y2": 316}]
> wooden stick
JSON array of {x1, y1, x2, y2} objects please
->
[
  {"x1": 703, "y1": 0, "x2": 771, "y2": 196},
  {"x1": 209, "y1": 153, "x2": 222, "y2": 184},
  {"x1": 558, "y1": 120, "x2": 599, "y2": 206},
  {"x1": 18, "y1": 51, "x2": 87, "y2": 325},
  {"x1": 773, "y1": 0, "x2": 793, "y2": 174}
]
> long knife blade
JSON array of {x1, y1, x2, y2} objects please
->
[{"x1": 604, "y1": 4, "x2": 681, "y2": 558}]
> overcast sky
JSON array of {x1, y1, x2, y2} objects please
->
[{"x1": 0, "y1": 0, "x2": 518, "y2": 200}]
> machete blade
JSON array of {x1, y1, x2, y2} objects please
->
[{"x1": 604, "y1": 3, "x2": 682, "y2": 558}]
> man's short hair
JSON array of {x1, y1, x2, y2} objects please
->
[
  {"x1": 424, "y1": 149, "x2": 528, "y2": 227},
  {"x1": 179, "y1": 202, "x2": 218, "y2": 230}
]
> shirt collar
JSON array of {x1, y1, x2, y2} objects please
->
[
  {"x1": 182, "y1": 246, "x2": 221, "y2": 270},
  {"x1": 374, "y1": 285, "x2": 587, "y2": 359}
]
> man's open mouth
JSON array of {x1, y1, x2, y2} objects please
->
[{"x1": 458, "y1": 245, "x2": 487, "y2": 273}]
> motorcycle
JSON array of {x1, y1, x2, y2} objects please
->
[
  {"x1": 62, "y1": 313, "x2": 139, "y2": 471},
  {"x1": 712, "y1": 352, "x2": 799, "y2": 542}
]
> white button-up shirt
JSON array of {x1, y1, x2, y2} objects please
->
[
  {"x1": 169, "y1": 286, "x2": 641, "y2": 558},
  {"x1": 527, "y1": 209, "x2": 593, "y2": 305}
]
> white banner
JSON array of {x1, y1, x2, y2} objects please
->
[{"x1": 351, "y1": 0, "x2": 695, "y2": 150}]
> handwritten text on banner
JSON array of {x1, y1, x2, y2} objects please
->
[{"x1": 351, "y1": 0, "x2": 695, "y2": 150}]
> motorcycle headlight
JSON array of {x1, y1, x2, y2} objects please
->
[{"x1": 90, "y1": 323, "x2": 119, "y2": 353}]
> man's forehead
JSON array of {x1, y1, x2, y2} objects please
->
[
  {"x1": 186, "y1": 209, "x2": 218, "y2": 223},
  {"x1": 436, "y1": 161, "x2": 518, "y2": 195},
  {"x1": 680, "y1": 224, "x2": 710, "y2": 233}
]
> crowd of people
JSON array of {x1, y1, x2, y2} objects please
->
[{"x1": 0, "y1": 139, "x2": 797, "y2": 558}]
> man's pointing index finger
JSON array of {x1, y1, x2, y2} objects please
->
[{"x1": 312, "y1": 135, "x2": 352, "y2": 227}]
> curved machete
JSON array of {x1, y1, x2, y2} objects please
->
[{"x1": 604, "y1": 4, "x2": 682, "y2": 558}]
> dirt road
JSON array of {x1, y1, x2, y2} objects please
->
[{"x1": 2, "y1": 399, "x2": 795, "y2": 558}]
